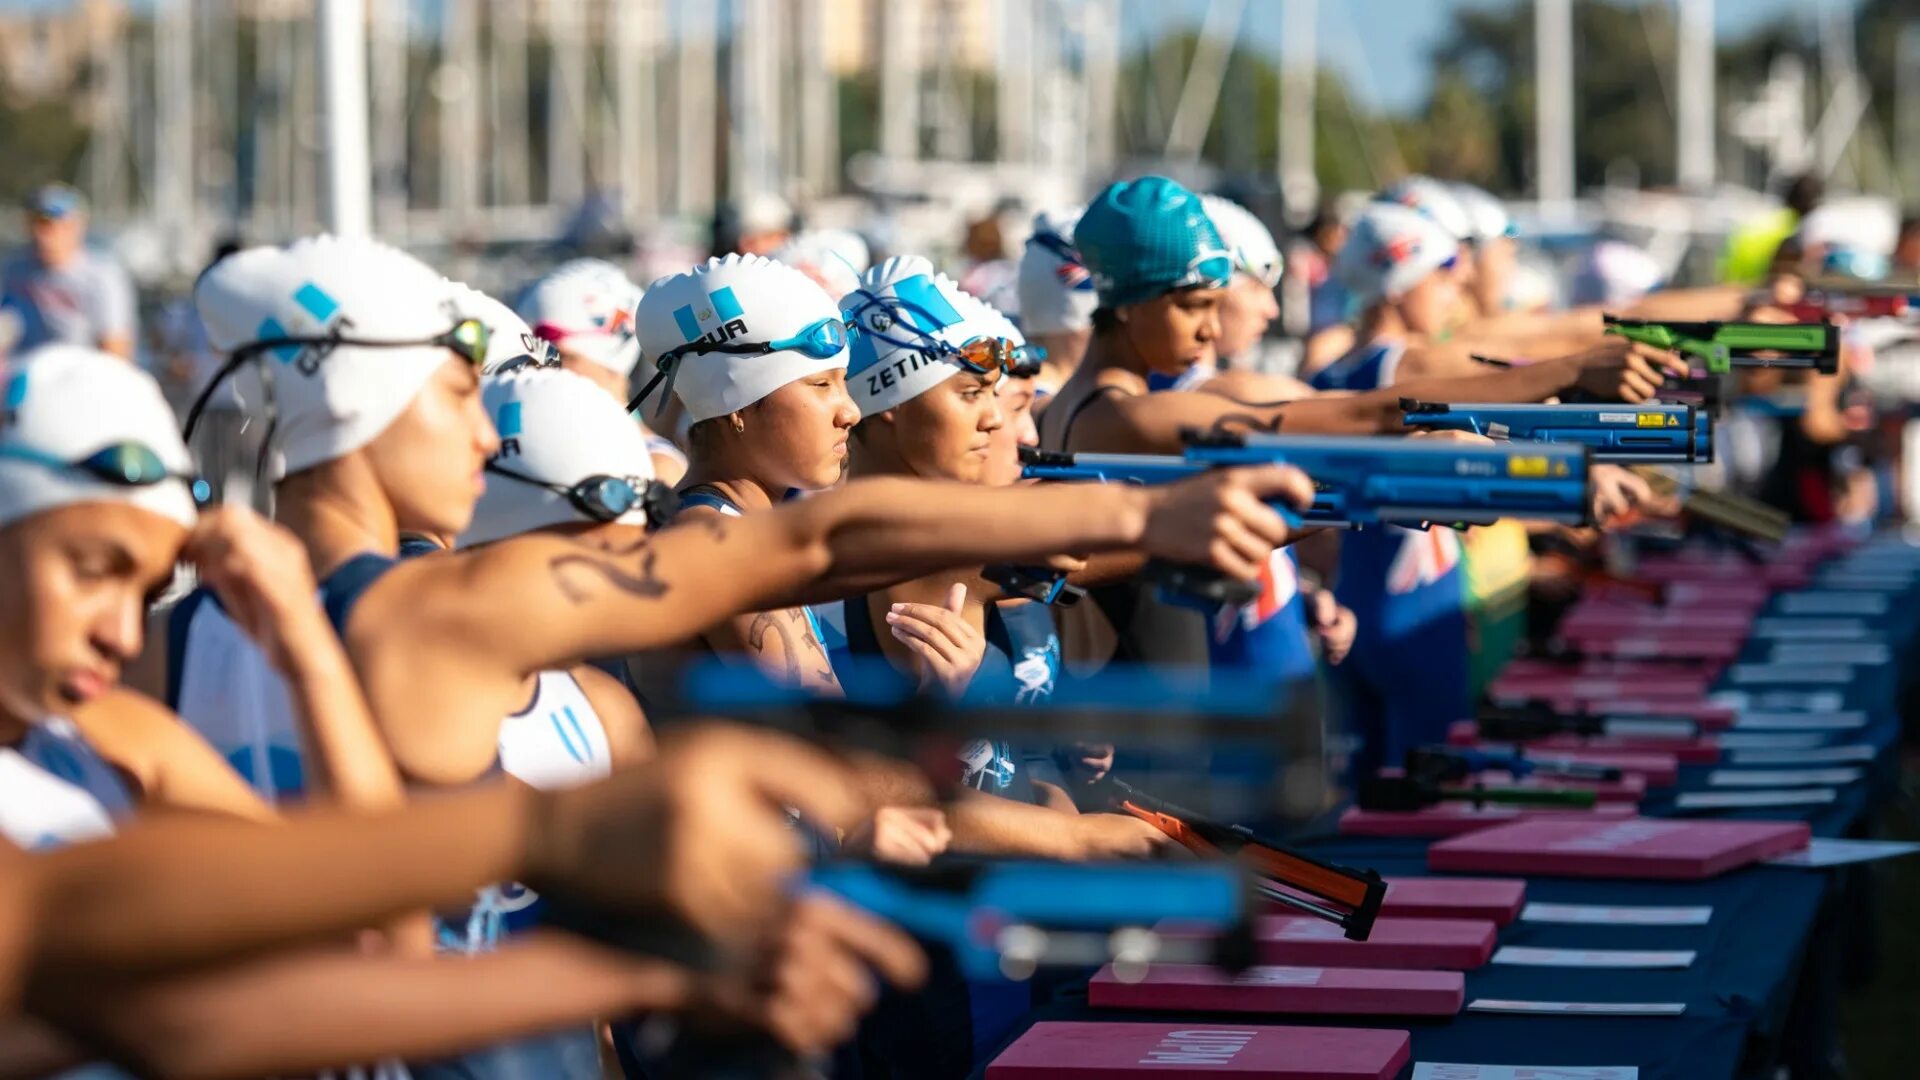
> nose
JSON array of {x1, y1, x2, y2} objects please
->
[
  {"x1": 93, "y1": 591, "x2": 143, "y2": 667},
  {"x1": 1198, "y1": 307, "x2": 1220, "y2": 342},
  {"x1": 831, "y1": 385, "x2": 860, "y2": 429},
  {"x1": 473, "y1": 400, "x2": 502, "y2": 458},
  {"x1": 982, "y1": 396, "x2": 1005, "y2": 433}
]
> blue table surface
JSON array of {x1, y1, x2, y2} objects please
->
[{"x1": 976, "y1": 535, "x2": 1920, "y2": 1080}]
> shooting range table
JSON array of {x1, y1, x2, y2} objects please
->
[{"x1": 978, "y1": 529, "x2": 1920, "y2": 1080}]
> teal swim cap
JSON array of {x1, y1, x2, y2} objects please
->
[{"x1": 1073, "y1": 176, "x2": 1233, "y2": 309}]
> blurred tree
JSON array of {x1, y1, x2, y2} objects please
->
[
  {"x1": 0, "y1": 99, "x2": 89, "y2": 208},
  {"x1": 1431, "y1": 0, "x2": 1680, "y2": 194}
]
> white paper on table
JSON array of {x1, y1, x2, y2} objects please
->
[
  {"x1": 1412, "y1": 1066, "x2": 1640, "y2": 1080},
  {"x1": 1776, "y1": 593, "x2": 1890, "y2": 616},
  {"x1": 1730, "y1": 712, "x2": 1866, "y2": 731},
  {"x1": 1748, "y1": 618, "x2": 1872, "y2": 640},
  {"x1": 1491, "y1": 947, "x2": 1696, "y2": 969},
  {"x1": 1765, "y1": 838, "x2": 1920, "y2": 868},
  {"x1": 1716, "y1": 733, "x2": 1834, "y2": 751},
  {"x1": 1597, "y1": 718, "x2": 1697, "y2": 739},
  {"x1": 1729, "y1": 744, "x2": 1877, "y2": 765},
  {"x1": 1706, "y1": 767, "x2": 1863, "y2": 788},
  {"x1": 1675, "y1": 788, "x2": 1837, "y2": 809},
  {"x1": 1520, "y1": 903, "x2": 1712, "y2": 926},
  {"x1": 1466, "y1": 999, "x2": 1686, "y2": 1017},
  {"x1": 1710, "y1": 690, "x2": 1845, "y2": 712},
  {"x1": 1728, "y1": 665, "x2": 1855, "y2": 686},
  {"x1": 1765, "y1": 644, "x2": 1891, "y2": 666}
]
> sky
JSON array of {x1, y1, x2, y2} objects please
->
[{"x1": 1140, "y1": 0, "x2": 1865, "y2": 115}]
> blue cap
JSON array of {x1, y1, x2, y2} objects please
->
[
  {"x1": 1073, "y1": 176, "x2": 1232, "y2": 309},
  {"x1": 25, "y1": 184, "x2": 85, "y2": 220}
]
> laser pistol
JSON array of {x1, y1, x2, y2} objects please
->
[
  {"x1": 1399, "y1": 400, "x2": 1712, "y2": 465},
  {"x1": 1602, "y1": 314, "x2": 1839, "y2": 376}
]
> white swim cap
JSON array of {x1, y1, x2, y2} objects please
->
[
  {"x1": 1570, "y1": 239, "x2": 1665, "y2": 308},
  {"x1": 636, "y1": 254, "x2": 849, "y2": 424},
  {"x1": 447, "y1": 281, "x2": 550, "y2": 373},
  {"x1": 1448, "y1": 183, "x2": 1516, "y2": 243},
  {"x1": 1015, "y1": 207, "x2": 1098, "y2": 335},
  {"x1": 1332, "y1": 203, "x2": 1462, "y2": 308},
  {"x1": 1201, "y1": 195, "x2": 1284, "y2": 287},
  {"x1": 460, "y1": 367, "x2": 656, "y2": 548},
  {"x1": 195, "y1": 235, "x2": 464, "y2": 477},
  {"x1": 515, "y1": 259, "x2": 644, "y2": 376},
  {"x1": 773, "y1": 229, "x2": 873, "y2": 301},
  {"x1": 844, "y1": 256, "x2": 980, "y2": 418},
  {"x1": 1378, "y1": 176, "x2": 1474, "y2": 242},
  {"x1": 0, "y1": 346, "x2": 197, "y2": 532}
]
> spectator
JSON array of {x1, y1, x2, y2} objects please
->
[{"x1": 0, "y1": 184, "x2": 136, "y2": 360}]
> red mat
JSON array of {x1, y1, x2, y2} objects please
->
[
  {"x1": 987, "y1": 1022, "x2": 1411, "y2": 1079},
  {"x1": 1339, "y1": 802, "x2": 1636, "y2": 839},
  {"x1": 1429, "y1": 817, "x2": 1811, "y2": 880},
  {"x1": 1162, "y1": 915, "x2": 1497, "y2": 970},
  {"x1": 1089, "y1": 963, "x2": 1463, "y2": 1017}
]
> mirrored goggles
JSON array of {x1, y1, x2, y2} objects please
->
[
  {"x1": 0, "y1": 440, "x2": 210, "y2": 505},
  {"x1": 484, "y1": 461, "x2": 678, "y2": 530},
  {"x1": 628, "y1": 317, "x2": 850, "y2": 414}
]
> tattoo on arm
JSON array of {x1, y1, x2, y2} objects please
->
[
  {"x1": 549, "y1": 548, "x2": 669, "y2": 604},
  {"x1": 746, "y1": 610, "x2": 802, "y2": 685},
  {"x1": 1205, "y1": 411, "x2": 1287, "y2": 438}
]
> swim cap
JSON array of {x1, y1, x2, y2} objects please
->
[
  {"x1": 461, "y1": 367, "x2": 656, "y2": 547},
  {"x1": 1015, "y1": 207, "x2": 1097, "y2": 334},
  {"x1": 636, "y1": 254, "x2": 848, "y2": 424},
  {"x1": 1201, "y1": 195, "x2": 1284, "y2": 287},
  {"x1": 1448, "y1": 183, "x2": 1517, "y2": 243},
  {"x1": 1074, "y1": 177, "x2": 1232, "y2": 309},
  {"x1": 1569, "y1": 240, "x2": 1665, "y2": 307},
  {"x1": 1332, "y1": 203, "x2": 1462, "y2": 308},
  {"x1": 1378, "y1": 176, "x2": 1474, "y2": 242},
  {"x1": 447, "y1": 282, "x2": 550, "y2": 373},
  {"x1": 0, "y1": 346, "x2": 197, "y2": 531},
  {"x1": 515, "y1": 259, "x2": 644, "y2": 376},
  {"x1": 194, "y1": 235, "x2": 462, "y2": 476},
  {"x1": 844, "y1": 256, "x2": 980, "y2": 418},
  {"x1": 773, "y1": 229, "x2": 872, "y2": 302}
]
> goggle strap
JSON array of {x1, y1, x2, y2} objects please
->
[
  {"x1": 628, "y1": 368, "x2": 670, "y2": 417},
  {"x1": 182, "y1": 352, "x2": 251, "y2": 444}
]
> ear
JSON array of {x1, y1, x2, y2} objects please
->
[{"x1": 876, "y1": 408, "x2": 899, "y2": 427}]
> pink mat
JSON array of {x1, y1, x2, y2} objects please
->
[
  {"x1": 1429, "y1": 817, "x2": 1811, "y2": 880},
  {"x1": 1379, "y1": 876, "x2": 1527, "y2": 924},
  {"x1": 1340, "y1": 802, "x2": 1636, "y2": 838},
  {"x1": 987, "y1": 1022, "x2": 1411, "y2": 1079},
  {"x1": 1089, "y1": 963, "x2": 1464, "y2": 1017},
  {"x1": 1160, "y1": 915, "x2": 1497, "y2": 971}
]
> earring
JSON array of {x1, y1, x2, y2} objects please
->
[{"x1": 730, "y1": 414, "x2": 745, "y2": 434}]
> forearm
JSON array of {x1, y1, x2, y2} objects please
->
[
  {"x1": 781, "y1": 478, "x2": 1150, "y2": 605},
  {"x1": 946, "y1": 792, "x2": 1087, "y2": 860},
  {"x1": 44, "y1": 933, "x2": 690, "y2": 1080},
  {"x1": 27, "y1": 783, "x2": 531, "y2": 986}
]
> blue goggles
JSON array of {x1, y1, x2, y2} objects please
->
[
  {"x1": 485, "y1": 461, "x2": 678, "y2": 530},
  {"x1": 0, "y1": 441, "x2": 210, "y2": 505},
  {"x1": 628, "y1": 317, "x2": 850, "y2": 414},
  {"x1": 844, "y1": 291, "x2": 1046, "y2": 378}
]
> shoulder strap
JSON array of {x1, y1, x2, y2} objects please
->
[
  {"x1": 1054, "y1": 385, "x2": 1131, "y2": 449},
  {"x1": 319, "y1": 553, "x2": 399, "y2": 639},
  {"x1": 675, "y1": 484, "x2": 741, "y2": 516}
]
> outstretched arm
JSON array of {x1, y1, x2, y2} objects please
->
[
  {"x1": 1080, "y1": 339, "x2": 1686, "y2": 452},
  {"x1": 35, "y1": 933, "x2": 691, "y2": 1080},
  {"x1": 421, "y1": 469, "x2": 1310, "y2": 680}
]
